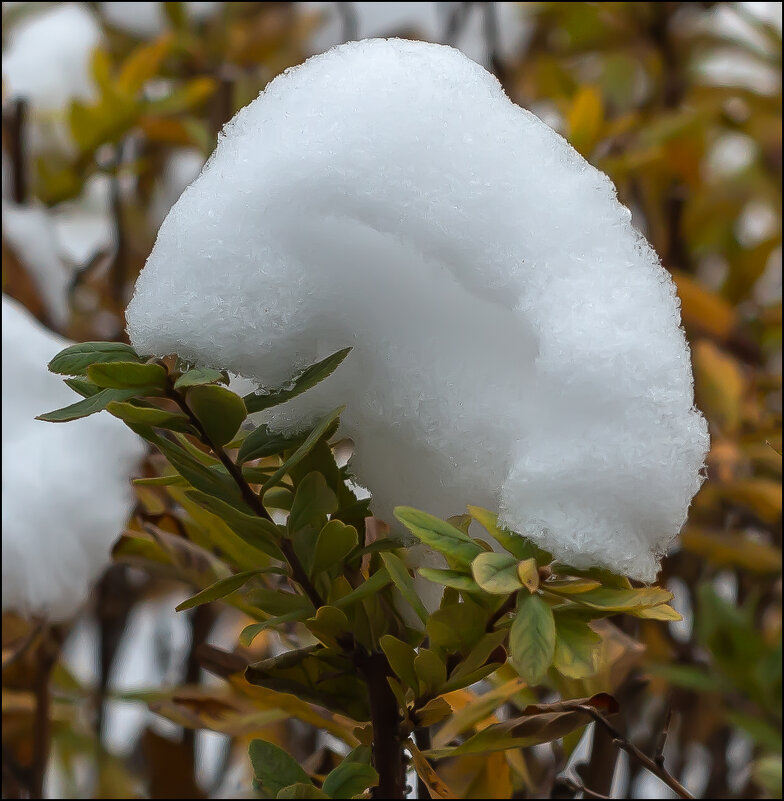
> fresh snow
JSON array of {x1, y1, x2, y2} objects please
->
[
  {"x1": 127, "y1": 38, "x2": 709, "y2": 582},
  {"x1": 2, "y1": 296, "x2": 145, "y2": 620},
  {"x1": 2, "y1": 3, "x2": 100, "y2": 109}
]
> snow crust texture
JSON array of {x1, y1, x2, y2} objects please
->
[
  {"x1": 2, "y1": 296, "x2": 145, "y2": 620},
  {"x1": 127, "y1": 38, "x2": 709, "y2": 581}
]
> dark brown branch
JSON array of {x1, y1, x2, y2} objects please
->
[
  {"x1": 166, "y1": 386, "x2": 324, "y2": 611},
  {"x1": 578, "y1": 704, "x2": 694, "y2": 799},
  {"x1": 4, "y1": 98, "x2": 28, "y2": 204},
  {"x1": 357, "y1": 652, "x2": 406, "y2": 799}
]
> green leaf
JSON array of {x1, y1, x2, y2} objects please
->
[
  {"x1": 175, "y1": 569, "x2": 270, "y2": 611},
  {"x1": 244, "y1": 348, "x2": 352, "y2": 413},
  {"x1": 48, "y1": 341, "x2": 141, "y2": 376},
  {"x1": 305, "y1": 606, "x2": 351, "y2": 646},
  {"x1": 185, "y1": 384, "x2": 247, "y2": 446},
  {"x1": 550, "y1": 563, "x2": 631, "y2": 590},
  {"x1": 87, "y1": 360, "x2": 168, "y2": 390},
  {"x1": 332, "y1": 569, "x2": 391, "y2": 610},
  {"x1": 247, "y1": 589, "x2": 314, "y2": 618},
  {"x1": 553, "y1": 615, "x2": 600, "y2": 679},
  {"x1": 509, "y1": 593, "x2": 556, "y2": 685},
  {"x1": 238, "y1": 424, "x2": 307, "y2": 464},
  {"x1": 289, "y1": 472, "x2": 338, "y2": 534},
  {"x1": 467, "y1": 505, "x2": 551, "y2": 563},
  {"x1": 263, "y1": 486, "x2": 294, "y2": 511},
  {"x1": 174, "y1": 367, "x2": 226, "y2": 389},
  {"x1": 249, "y1": 739, "x2": 311, "y2": 798},
  {"x1": 547, "y1": 586, "x2": 673, "y2": 614},
  {"x1": 394, "y1": 507, "x2": 483, "y2": 567},
  {"x1": 414, "y1": 648, "x2": 447, "y2": 697},
  {"x1": 418, "y1": 568, "x2": 480, "y2": 592},
  {"x1": 312, "y1": 520, "x2": 359, "y2": 576},
  {"x1": 106, "y1": 401, "x2": 193, "y2": 432},
  {"x1": 416, "y1": 697, "x2": 453, "y2": 727},
  {"x1": 440, "y1": 662, "x2": 504, "y2": 694},
  {"x1": 471, "y1": 552, "x2": 524, "y2": 595},
  {"x1": 322, "y1": 761, "x2": 379, "y2": 799},
  {"x1": 427, "y1": 601, "x2": 485, "y2": 653},
  {"x1": 37, "y1": 387, "x2": 140, "y2": 422},
  {"x1": 379, "y1": 635, "x2": 419, "y2": 692},
  {"x1": 133, "y1": 427, "x2": 245, "y2": 506},
  {"x1": 240, "y1": 611, "x2": 313, "y2": 647},
  {"x1": 277, "y1": 785, "x2": 329, "y2": 799},
  {"x1": 426, "y1": 709, "x2": 593, "y2": 759},
  {"x1": 449, "y1": 629, "x2": 508, "y2": 682},
  {"x1": 380, "y1": 552, "x2": 428, "y2": 624},
  {"x1": 63, "y1": 377, "x2": 101, "y2": 397},
  {"x1": 263, "y1": 408, "x2": 344, "y2": 492},
  {"x1": 184, "y1": 489, "x2": 284, "y2": 560}
]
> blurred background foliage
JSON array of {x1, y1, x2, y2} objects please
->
[{"x1": 1, "y1": 2, "x2": 781, "y2": 798}]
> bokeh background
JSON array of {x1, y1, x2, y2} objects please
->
[{"x1": 2, "y1": 2, "x2": 781, "y2": 798}]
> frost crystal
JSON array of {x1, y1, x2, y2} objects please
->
[
  {"x1": 127, "y1": 39, "x2": 709, "y2": 581},
  {"x1": 2, "y1": 296, "x2": 145, "y2": 620}
]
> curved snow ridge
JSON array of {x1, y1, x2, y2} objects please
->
[
  {"x1": 127, "y1": 38, "x2": 709, "y2": 582},
  {"x1": 2, "y1": 296, "x2": 146, "y2": 621}
]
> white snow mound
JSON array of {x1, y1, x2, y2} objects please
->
[
  {"x1": 2, "y1": 296, "x2": 145, "y2": 620},
  {"x1": 2, "y1": 3, "x2": 101, "y2": 111},
  {"x1": 126, "y1": 38, "x2": 709, "y2": 582}
]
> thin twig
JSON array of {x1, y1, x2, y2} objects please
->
[
  {"x1": 578, "y1": 705, "x2": 694, "y2": 799},
  {"x1": 655, "y1": 702, "x2": 672, "y2": 769},
  {"x1": 562, "y1": 776, "x2": 612, "y2": 799}
]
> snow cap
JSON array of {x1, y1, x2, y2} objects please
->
[{"x1": 127, "y1": 39, "x2": 709, "y2": 581}]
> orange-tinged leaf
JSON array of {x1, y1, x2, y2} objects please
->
[
  {"x1": 692, "y1": 340, "x2": 745, "y2": 433},
  {"x1": 567, "y1": 86, "x2": 604, "y2": 156},
  {"x1": 118, "y1": 34, "x2": 174, "y2": 95},
  {"x1": 408, "y1": 740, "x2": 458, "y2": 798},
  {"x1": 681, "y1": 527, "x2": 782, "y2": 573},
  {"x1": 672, "y1": 271, "x2": 737, "y2": 338}
]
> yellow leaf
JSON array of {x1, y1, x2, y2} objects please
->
[
  {"x1": 118, "y1": 34, "x2": 175, "y2": 95},
  {"x1": 692, "y1": 340, "x2": 745, "y2": 433},
  {"x1": 633, "y1": 604, "x2": 682, "y2": 621},
  {"x1": 517, "y1": 558, "x2": 540, "y2": 593},
  {"x1": 722, "y1": 479, "x2": 782, "y2": 523},
  {"x1": 567, "y1": 86, "x2": 604, "y2": 156},
  {"x1": 407, "y1": 740, "x2": 458, "y2": 799},
  {"x1": 433, "y1": 678, "x2": 528, "y2": 749},
  {"x1": 464, "y1": 751, "x2": 513, "y2": 799},
  {"x1": 681, "y1": 527, "x2": 781, "y2": 573},
  {"x1": 672, "y1": 270, "x2": 737, "y2": 339}
]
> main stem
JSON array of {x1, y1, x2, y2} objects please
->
[
  {"x1": 171, "y1": 384, "x2": 406, "y2": 795},
  {"x1": 359, "y1": 653, "x2": 406, "y2": 799}
]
